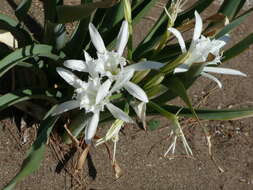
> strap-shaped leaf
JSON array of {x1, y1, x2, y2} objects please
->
[
  {"x1": 131, "y1": 0, "x2": 157, "y2": 25},
  {"x1": 0, "y1": 44, "x2": 65, "y2": 77},
  {"x1": 0, "y1": 88, "x2": 57, "y2": 112},
  {"x1": 63, "y1": 0, "x2": 92, "y2": 57},
  {"x1": 148, "y1": 104, "x2": 253, "y2": 121},
  {"x1": 218, "y1": 0, "x2": 246, "y2": 19},
  {"x1": 216, "y1": 8, "x2": 253, "y2": 39},
  {"x1": 223, "y1": 32, "x2": 253, "y2": 62},
  {"x1": 100, "y1": 0, "x2": 124, "y2": 33},
  {"x1": 56, "y1": 0, "x2": 118, "y2": 23},
  {"x1": 166, "y1": 77, "x2": 196, "y2": 115},
  {"x1": 0, "y1": 13, "x2": 33, "y2": 46},
  {"x1": 15, "y1": 0, "x2": 32, "y2": 21},
  {"x1": 156, "y1": 64, "x2": 204, "y2": 103},
  {"x1": 0, "y1": 42, "x2": 12, "y2": 59},
  {"x1": 3, "y1": 114, "x2": 59, "y2": 190}
]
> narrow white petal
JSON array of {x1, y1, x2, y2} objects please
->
[
  {"x1": 85, "y1": 111, "x2": 100, "y2": 144},
  {"x1": 124, "y1": 81, "x2": 148, "y2": 102},
  {"x1": 96, "y1": 79, "x2": 112, "y2": 104},
  {"x1": 174, "y1": 64, "x2": 189, "y2": 73},
  {"x1": 203, "y1": 66, "x2": 247, "y2": 76},
  {"x1": 111, "y1": 69, "x2": 134, "y2": 92},
  {"x1": 193, "y1": 11, "x2": 203, "y2": 41},
  {"x1": 168, "y1": 28, "x2": 187, "y2": 53},
  {"x1": 56, "y1": 67, "x2": 84, "y2": 88},
  {"x1": 51, "y1": 100, "x2": 80, "y2": 116},
  {"x1": 116, "y1": 20, "x2": 129, "y2": 56},
  {"x1": 125, "y1": 61, "x2": 164, "y2": 71},
  {"x1": 106, "y1": 103, "x2": 134, "y2": 123},
  {"x1": 218, "y1": 34, "x2": 231, "y2": 44},
  {"x1": 131, "y1": 101, "x2": 147, "y2": 129},
  {"x1": 63, "y1": 60, "x2": 86, "y2": 72},
  {"x1": 89, "y1": 23, "x2": 106, "y2": 54},
  {"x1": 201, "y1": 72, "x2": 222, "y2": 88},
  {"x1": 84, "y1": 51, "x2": 93, "y2": 62}
]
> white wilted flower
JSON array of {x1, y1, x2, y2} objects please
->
[
  {"x1": 51, "y1": 68, "x2": 134, "y2": 144},
  {"x1": 164, "y1": 116, "x2": 193, "y2": 158},
  {"x1": 164, "y1": 0, "x2": 186, "y2": 26},
  {"x1": 168, "y1": 11, "x2": 246, "y2": 88}
]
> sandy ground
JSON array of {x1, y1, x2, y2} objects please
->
[{"x1": 1, "y1": 0, "x2": 253, "y2": 189}]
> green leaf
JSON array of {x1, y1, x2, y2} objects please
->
[
  {"x1": 3, "y1": 115, "x2": 59, "y2": 190},
  {"x1": 15, "y1": 0, "x2": 32, "y2": 21},
  {"x1": 218, "y1": 0, "x2": 246, "y2": 19},
  {"x1": 56, "y1": 0, "x2": 118, "y2": 23},
  {"x1": 215, "y1": 8, "x2": 253, "y2": 39},
  {"x1": 149, "y1": 104, "x2": 253, "y2": 121},
  {"x1": 0, "y1": 88, "x2": 57, "y2": 112},
  {"x1": 0, "y1": 42, "x2": 12, "y2": 59},
  {"x1": 223, "y1": 32, "x2": 253, "y2": 62},
  {"x1": 14, "y1": 1, "x2": 43, "y2": 41},
  {"x1": 0, "y1": 13, "x2": 33, "y2": 46},
  {"x1": 100, "y1": 1, "x2": 124, "y2": 33},
  {"x1": 156, "y1": 64, "x2": 204, "y2": 103},
  {"x1": 63, "y1": 0, "x2": 92, "y2": 57},
  {"x1": 0, "y1": 44, "x2": 65, "y2": 77},
  {"x1": 165, "y1": 76, "x2": 201, "y2": 124},
  {"x1": 43, "y1": 0, "x2": 57, "y2": 22},
  {"x1": 131, "y1": 0, "x2": 157, "y2": 25},
  {"x1": 54, "y1": 24, "x2": 67, "y2": 51}
]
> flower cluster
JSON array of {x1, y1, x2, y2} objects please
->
[
  {"x1": 169, "y1": 11, "x2": 246, "y2": 88},
  {"x1": 52, "y1": 21, "x2": 163, "y2": 144}
]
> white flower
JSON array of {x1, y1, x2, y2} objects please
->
[
  {"x1": 168, "y1": 11, "x2": 246, "y2": 88},
  {"x1": 164, "y1": 0, "x2": 186, "y2": 26},
  {"x1": 51, "y1": 68, "x2": 134, "y2": 144},
  {"x1": 64, "y1": 20, "x2": 163, "y2": 103}
]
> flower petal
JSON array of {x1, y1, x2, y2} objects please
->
[
  {"x1": 203, "y1": 67, "x2": 247, "y2": 76},
  {"x1": 96, "y1": 79, "x2": 112, "y2": 104},
  {"x1": 131, "y1": 101, "x2": 147, "y2": 130},
  {"x1": 193, "y1": 11, "x2": 203, "y2": 41},
  {"x1": 124, "y1": 81, "x2": 148, "y2": 102},
  {"x1": 174, "y1": 64, "x2": 189, "y2": 73},
  {"x1": 218, "y1": 34, "x2": 230, "y2": 44},
  {"x1": 125, "y1": 61, "x2": 164, "y2": 71},
  {"x1": 116, "y1": 20, "x2": 129, "y2": 56},
  {"x1": 106, "y1": 103, "x2": 134, "y2": 123},
  {"x1": 84, "y1": 51, "x2": 92, "y2": 62},
  {"x1": 201, "y1": 72, "x2": 222, "y2": 88},
  {"x1": 111, "y1": 69, "x2": 134, "y2": 92},
  {"x1": 63, "y1": 60, "x2": 86, "y2": 72},
  {"x1": 85, "y1": 111, "x2": 100, "y2": 144},
  {"x1": 51, "y1": 100, "x2": 80, "y2": 116},
  {"x1": 168, "y1": 28, "x2": 187, "y2": 53},
  {"x1": 89, "y1": 23, "x2": 106, "y2": 54},
  {"x1": 56, "y1": 67, "x2": 84, "y2": 88}
]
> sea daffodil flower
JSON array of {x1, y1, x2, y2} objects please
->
[
  {"x1": 168, "y1": 11, "x2": 246, "y2": 88},
  {"x1": 51, "y1": 68, "x2": 133, "y2": 144},
  {"x1": 63, "y1": 20, "x2": 163, "y2": 102}
]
